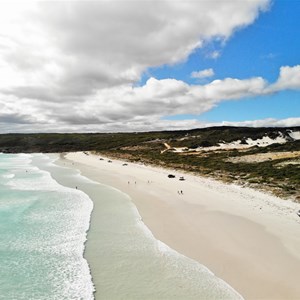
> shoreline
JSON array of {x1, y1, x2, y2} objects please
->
[
  {"x1": 62, "y1": 151, "x2": 300, "y2": 299},
  {"x1": 53, "y1": 153, "x2": 242, "y2": 299}
]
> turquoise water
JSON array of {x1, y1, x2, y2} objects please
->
[
  {"x1": 0, "y1": 153, "x2": 94, "y2": 299},
  {"x1": 0, "y1": 153, "x2": 242, "y2": 299}
]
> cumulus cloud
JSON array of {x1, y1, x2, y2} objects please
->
[
  {"x1": 0, "y1": 0, "x2": 269, "y2": 96},
  {"x1": 0, "y1": 72, "x2": 274, "y2": 131},
  {"x1": 2, "y1": 0, "x2": 292, "y2": 133},
  {"x1": 191, "y1": 68, "x2": 215, "y2": 79},
  {"x1": 1, "y1": 62, "x2": 299, "y2": 133},
  {"x1": 268, "y1": 65, "x2": 300, "y2": 91}
]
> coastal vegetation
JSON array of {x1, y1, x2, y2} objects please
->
[
  {"x1": 0, "y1": 126, "x2": 299, "y2": 200},
  {"x1": 100, "y1": 142, "x2": 300, "y2": 201}
]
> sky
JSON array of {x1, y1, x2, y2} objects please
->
[{"x1": 0, "y1": 0, "x2": 299, "y2": 133}]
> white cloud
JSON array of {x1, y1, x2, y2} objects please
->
[
  {"x1": 219, "y1": 118, "x2": 300, "y2": 128},
  {"x1": 206, "y1": 50, "x2": 221, "y2": 59},
  {"x1": 0, "y1": 0, "x2": 269, "y2": 96},
  {"x1": 0, "y1": 71, "x2": 273, "y2": 131},
  {"x1": 191, "y1": 68, "x2": 215, "y2": 79},
  {"x1": 2, "y1": 61, "x2": 300, "y2": 132},
  {"x1": 201, "y1": 77, "x2": 267, "y2": 101},
  {"x1": 1, "y1": 0, "x2": 287, "y2": 133},
  {"x1": 1, "y1": 115, "x2": 300, "y2": 134},
  {"x1": 45, "y1": 76, "x2": 269, "y2": 126},
  {"x1": 268, "y1": 65, "x2": 300, "y2": 92},
  {"x1": 0, "y1": 60, "x2": 299, "y2": 133}
]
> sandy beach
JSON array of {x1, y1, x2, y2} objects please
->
[{"x1": 62, "y1": 152, "x2": 300, "y2": 299}]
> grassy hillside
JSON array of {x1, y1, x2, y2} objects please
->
[{"x1": 0, "y1": 126, "x2": 299, "y2": 153}]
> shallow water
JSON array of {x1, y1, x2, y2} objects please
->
[{"x1": 0, "y1": 153, "x2": 94, "y2": 300}]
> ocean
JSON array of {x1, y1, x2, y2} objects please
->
[{"x1": 0, "y1": 153, "x2": 242, "y2": 299}]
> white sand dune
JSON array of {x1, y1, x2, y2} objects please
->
[
  {"x1": 289, "y1": 130, "x2": 300, "y2": 140},
  {"x1": 168, "y1": 130, "x2": 300, "y2": 153},
  {"x1": 64, "y1": 152, "x2": 300, "y2": 300}
]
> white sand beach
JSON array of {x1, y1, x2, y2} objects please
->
[{"x1": 62, "y1": 152, "x2": 300, "y2": 299}]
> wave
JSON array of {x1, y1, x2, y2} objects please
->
[{"x1": 1, "y1": 173, "x2": 15, "y2": 179}]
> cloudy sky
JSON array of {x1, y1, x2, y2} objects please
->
[{"x1": 0, "y1": 0, "x2": 299, "y2": 133}]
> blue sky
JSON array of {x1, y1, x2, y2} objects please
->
[
  {"x1": 147, "y1": 0, "x2": 300, "y2": 124},
  {"x1": 0, "y1": 0, "x2": 299, "y2": 132}
]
